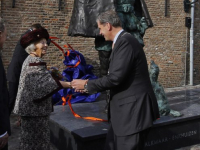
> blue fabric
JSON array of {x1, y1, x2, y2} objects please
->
[{"x1": 52, "y1": 50, "x2": 100, "y2": 105}]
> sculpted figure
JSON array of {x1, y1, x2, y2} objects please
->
[
  {"x1": 68, "y1": 0, "x2": 151, "y2": 76},
  {"x1": 149, "y1": 60, "x2": 182, "y2": 117},
  {"x1": 116, "y1": 0, "x2": 148, "y2": 46}
]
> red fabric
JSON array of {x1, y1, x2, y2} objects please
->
[{"x1": 62, "y1": 96, "x2": 107, "y2": 122}]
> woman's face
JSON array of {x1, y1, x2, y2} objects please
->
[{"x1": 35, "y1": 38, "x2": 48, "y2": 57}]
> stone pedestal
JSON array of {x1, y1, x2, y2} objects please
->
[
  {"x1": 50, "y1": 88, "x2": 200, "y2": 150},
  {"x1": 50, "y1": 94, "x2": 108, "y2": 150}
]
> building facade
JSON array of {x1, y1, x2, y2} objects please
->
[{"x1": 0, "y1": 0, "x2": 199, "y2": 88}]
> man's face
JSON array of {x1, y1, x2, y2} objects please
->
[
  {"x1": 0, "y1": 27, "x2": 7, "y2": 49},
  {"x1": 97, "y1": 21, "x2": 110, "y2": 41}
]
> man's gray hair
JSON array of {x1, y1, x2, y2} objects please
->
[
  {"x1": 97, "y1": 10, "x2": 122, "y2": 27},
  {"x1": 25, "y1": 43, "x2": 36, "y2": 54},
  {"x1": 0, "y1": 18, "x2": 5, "y2": 32}
]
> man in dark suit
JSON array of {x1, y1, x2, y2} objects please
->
[
  {"x1": 0, "y1": 18, "x2": 10, "y2": 150},
  {"x1": 71, "y1": 10, "x2": 160, "y2": 150}
]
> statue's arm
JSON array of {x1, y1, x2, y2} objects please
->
[{"x1": 139, "y1": 0, "x2": 153, "y2": 27}]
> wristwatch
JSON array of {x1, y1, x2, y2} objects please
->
[{"x1": 84, "y1": 80, "x2": 89, "y2": 93}]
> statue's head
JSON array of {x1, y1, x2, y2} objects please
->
[{"x1": 149, "y1": 60, "x2": 159, "y2": 82}]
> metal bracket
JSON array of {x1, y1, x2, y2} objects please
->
[
  {"x1": 12, "y1": 0, "x2": 15, "y2": 8},
  {"x1": 188, "y1": 0, "x2": 198, "y2": 4},
  {"x1": 165, "y1": 0, "x2": 168, "y2": 17},
  {"x1": 184, "y1": 0, "x2": 198, "y2": 13},
  {"x1": 59, "y1": 0, "x2": 61, "y2": 11}
]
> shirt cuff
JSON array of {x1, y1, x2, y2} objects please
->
[{"x1": 0, "y1": 132, "x2": 7, "y2": 138}]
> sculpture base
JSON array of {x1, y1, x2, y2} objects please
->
[
  {"x1": 50, "y1": 89, "x2": 200, "y2": 150},
  {"x1": 50, "y1": 93, "x2": 108, "y2": 150}
]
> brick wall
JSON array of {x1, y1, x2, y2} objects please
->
[
  {"x1": 0, "y1": 0, "x2": 99, "y2": 74},
  {"x1": 0, "y1": 0, "x2": 200, "y2": 88},
  {"x1": 144, "y1": 0, "x2": 200, "y2": 87}
]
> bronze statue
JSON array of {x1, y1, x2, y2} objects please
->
[
  {"x1": 149, "y1": 60, "x2": 182, "y2": 117},
  {"x1": 115, "y1": 0, "x2": 148, "y2": 46},
  {"x1": 68, "y1": 0, "x2": 152, "y2": 77}
]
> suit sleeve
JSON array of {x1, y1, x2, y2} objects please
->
[
  {"x1": 88, "y1": 38, "x2": 135, "y2": 94},
  {"x1": 0, "y1": 101, "x2": 9, "y2": 135},
  {"x1": 0, "y1": 80, "x2": 9, "y2": 135}
]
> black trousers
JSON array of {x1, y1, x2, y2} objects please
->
[
  {"x1": 104, "y1": 125, "x2": 149, "y2": 150},
  {"x1": 1, "y1": 144, "x2": 8, "y2": 150},
  {"x1": 8, "y1": 82, "x2": 19, "y2": 115}
]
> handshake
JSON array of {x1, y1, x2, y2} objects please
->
[
  {"x1": 70, "y1": 79, "x2": 89, "y2": 93},
  {"x1": 49, "y1": 68, "x2": 89, "y2": 93}
]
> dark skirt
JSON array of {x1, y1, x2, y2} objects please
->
[{"x1": 20, "y1": 116, "x2": 50, "y2": 150}]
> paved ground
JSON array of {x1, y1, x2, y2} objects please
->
[
  {"x1": 176, "y1": 145, "x2": 200, "y2": 150},
  {"x1": 8, "y1": 114, "x2": 58, "y2": 150}
]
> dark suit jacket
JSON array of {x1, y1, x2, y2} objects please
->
[
  {"x1": 88, "y1": 31, "x2": 159, "y2": 136},
  {"x1": 7, "y1": 30, "x2": 30, "y2": 83},
  {"x1": 7, "y1": 31, "x2": 30, "y2": 114},
  {"x1": 0, "y1": 56, "x2": 10, "y2": 136}
]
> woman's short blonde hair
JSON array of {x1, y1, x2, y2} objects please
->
[{"x1": 25, "y1": 43, "x2": 36, "y2": 54}]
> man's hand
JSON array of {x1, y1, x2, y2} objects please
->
[
  {"x1": 71, "y1": 79, "x2": 87, "y2": 91},
  {"x1": 0, "y1": 133, "x2": 9, "y2": 149}
]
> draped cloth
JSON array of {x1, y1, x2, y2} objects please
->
[{"x1": 52, "y1": 50, "x2": 100, "y2": 105}]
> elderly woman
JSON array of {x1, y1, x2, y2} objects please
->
[{"x1": 13, "y1": 28, "x2": 71, "y2": 150}]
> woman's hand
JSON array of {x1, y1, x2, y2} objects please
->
[{"x1": 59, "y1": 81, "x2": 72, "y2": 88}]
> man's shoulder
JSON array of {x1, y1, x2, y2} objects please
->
[
  {"x1": 122, "y1": 32, "x2": 136, "y2": 40},
  {"x1": 119, "y1": 32, "x2": 139, "y2": 44},
  {"x1": 13, "y1": 42, "x2": 26, "y2": 55}
]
